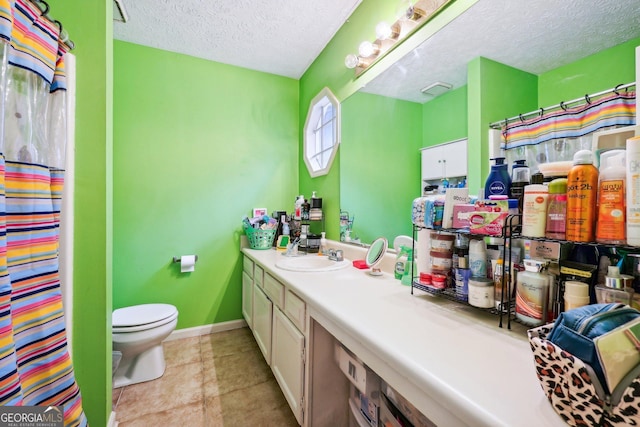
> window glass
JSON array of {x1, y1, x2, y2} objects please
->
[{"x1": 304, "y1": 88, "x2": 340, "y2": 177}]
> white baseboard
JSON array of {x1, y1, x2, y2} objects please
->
[
  {"x1": 107, "y1": 411, "x2": 118, "y2": 427},
  {"x1": 164, "y1": 319, "x2": 247, "y2": 342}
]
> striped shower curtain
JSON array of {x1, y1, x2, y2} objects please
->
[
  {"x1": 0, "y1": 1, "x2": 87, "y2": 425},
  {"x1": 501, "y1": 90, "x2": 636, "y2": 169}
]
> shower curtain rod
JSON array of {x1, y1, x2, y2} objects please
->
[
  {"x1": 489, "y1": 81, "x2": 636, "y2": 130},
  {"x1": 32, "y1": 0, "x2": 75, "y2": 51}
]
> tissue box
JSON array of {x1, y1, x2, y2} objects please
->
[
  {"x1": 442, "y1": 188, "x2": 470, "y2": 229},
  {"x1": 469, "y1": 200, "x2": 510, "y2": 236},
  {"x1": 452, "y1": 204, "x2": 475, "y2": 229}
]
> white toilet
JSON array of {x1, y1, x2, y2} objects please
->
[{"x1": 112, "y1": 303, "x2": 179, "y2": 388}]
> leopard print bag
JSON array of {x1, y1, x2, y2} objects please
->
[{"x1": 528, "y1": 324, "x2": 640, "y2": 426}]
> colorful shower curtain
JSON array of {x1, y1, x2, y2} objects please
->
[
  {"x1": 501, "y1": 90, "x2": 636, "y2": 169},
  {"x1": 0, "y1": 0, "x2": 87, "y2": 425}
]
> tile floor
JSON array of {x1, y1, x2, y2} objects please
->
[{"x1": 112, "y1": 327, "x2": 299, "y2": 426}]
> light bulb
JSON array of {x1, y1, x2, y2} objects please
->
[
  {"x1": 344, "y1": 54, "x2": 360, "y2": 69},
  {"x1": 358, "y1": 41, "x2": 378, "y2": 58},
  {"x1": 375, "y1": 22, "x2": 392, "y2": 40}
]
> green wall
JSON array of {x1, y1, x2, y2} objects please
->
[
  {"x1": 51, "y1": 1, "x2": 112, "y2": 426},
  {"x1": 341, "y1": 92, "x2": 422, "y2": 244},
  {"x1": 467, "y1": 57, "x2": 538, "y2": 193},
  {"x1": 422, "y1": 85, "x2": 468, "y2": 147},
  {"x1": 113, "y1": 41, "x2": 299, "y2": 328},
  {"x1": 538, "y1": 37, "x2": 640, "y2": 106}
]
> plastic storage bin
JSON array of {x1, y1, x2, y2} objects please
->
[
  {"x1": 528, "y1": 324, "x2": 640, "y2": 426},
  {"x1": 245, "y1": 228, "x2": 277, "y2": 249}
]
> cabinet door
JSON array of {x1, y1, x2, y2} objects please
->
[
  {"x1": 421, "y1": 146, "x2": 444, "y2": 181},
  {"x1": 272, "y1": 307, "x2": 305, "y2": 425},
  {"x1": 442, "y1": 139, "x2": 467, "y2": 178},
  {"x1": 252, "y1": 285, "x2": 272, "y2": 365},
  {"x1": 242, "y1": 271, "x2": 253, "y2": 329}
]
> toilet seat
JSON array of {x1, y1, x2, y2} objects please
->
[{"x1": 113, "y1": 304, "x2": 178, "y2": 333}]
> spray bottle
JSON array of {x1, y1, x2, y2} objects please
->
[
  {"x1": 400, "y1": 247, "x2": 415, "y2": 286},
  {"x1": 596, "y1": 149, "x2": 626, "y2": 244},
  {"x1": 395, "y1": 246, "x2": 410, "y2": 280}
]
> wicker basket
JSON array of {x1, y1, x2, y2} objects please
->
[{"x1": 245, "y1": 227, "x2": 277, "y2": 250}]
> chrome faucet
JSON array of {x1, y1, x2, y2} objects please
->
[{"x1": 327, "y1": 249, "x2": 344, "y2": 262}]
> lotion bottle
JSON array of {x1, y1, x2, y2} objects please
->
[
  {"x1": 515, "y1": 259, "x2": 549, "y2": 326},
  {"x1": 522, "y1": 184, "x2": 549, "y2": 237},
  {"x1": 566, "y1": 150, "x2": 598, "y2": 242},
  {"x1": 627, "y1": 136, "x2": 640, "y2": 245},
  {"x1": 596, "y1": 149, "x2": 626, "y2": 244}
]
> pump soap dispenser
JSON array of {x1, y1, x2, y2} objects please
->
[{"x1": 485, "y1": 157, "x2": 511, "y2": 199}]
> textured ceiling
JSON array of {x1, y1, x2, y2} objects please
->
[
  {"x1": 362, "y1": 0, "x2": 640, "y2": 103},
  {"x1": 113, "y1": 0, "x2": 362, "y2": 79}
]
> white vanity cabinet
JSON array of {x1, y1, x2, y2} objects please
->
[
  {"x1": 272, "y1": 306, "x2": 305, "y2": 425},
  {"x1": 242, "y1": 255, "x2": 307, "y2": 425},
  {"x1": 421, "y1": 138, "x2": 467, "y2": 181}
]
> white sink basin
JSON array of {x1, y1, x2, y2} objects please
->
[{"x1": 275, "y1": 255, "x2": 350, "y2": 272}]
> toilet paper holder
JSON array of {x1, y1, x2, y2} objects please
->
[{"x1": 172, "y1": 255, "x2": 198, "y2": 263}]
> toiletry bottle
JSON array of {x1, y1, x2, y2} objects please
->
[
  {"x1": 566, "y1": 150, "x2": 599, "y2": 242},
  {"x1": 522, "y1": 184, "x2": 549, "y2": 237},
  {"x1": 395, "y1": 246, "x2": 410, "y2": 280},
  {"x1": 484, "y1": 157, "x2": 511, "y2": 199},
  {"x1": 545, "y1": 178, "x2": 568, "y2": 240},
  {"x1": 294, "y1": 195, "x2": 304, "y2": 220},
  {"x1": 493, "y1": 257, "x2": 509, "y2": 311},
  {"x1": 627, "y1": 136, "x2": 640, "y2": 246},
  {"x1": 319, "y1": 231, "x2": 327, "y2": 256},
  {"x1": 596, "y1": 149, "x2": 626, "y2": 244},
  {"x1": 401, "y1": 248, "x2": 415, "y2": 286},
  {"x1": 468, "y1": 239, "x2": 487, "y2": 278},
  {"x1": 531, "y1": 171, "x2": 544, "y2": 185},
  {"x1": 515, "y1": 259, "x2": 549, "y2": 326},
  {"x1": 510, "y1": 159, "x2": 530, "y2": 212},
  {"x1": 452, "y1": 233, "x2": 469, "y2": 270}
]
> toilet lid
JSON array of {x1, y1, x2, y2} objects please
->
[{"x1": 113, "y1": 303, "x2": 177, "y2": 328}]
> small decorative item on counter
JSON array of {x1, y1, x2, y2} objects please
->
[{"x1": 566, "y1": 150, "x2": 599, "y2": 242}]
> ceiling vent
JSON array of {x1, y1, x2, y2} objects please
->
[
  {"x1": 113, "y1": 0, "x2": 128, "y2": 23},
  {"x1": 421, "y1": 81, "x2": 453, "y2": 98}
]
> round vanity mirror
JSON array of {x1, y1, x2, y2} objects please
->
[{"x1": 365, "y1": 237, "x2": 388, "y2": 276}]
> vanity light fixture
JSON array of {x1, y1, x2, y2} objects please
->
[
  {"x1": 421, "y1": 81, "x2": 453, "y2": 97},
  {"x1": 345, "y1": 0, "x2": 452, "y2": 76},
  {"x1": 375, "y1": 21, "x2": 399, "y2": 41},
  {"x1": 358, "y1": 41, "x2": 380, "y2": 58}
]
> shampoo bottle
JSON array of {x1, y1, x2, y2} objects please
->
[
  {"x1": 628, "y1": 136, "x2": 640, "y2": 246},
  {"x1": 566, "y1": 150, "x2": 599, "y2": 242},
  {"x1": 484, "y1": 157, "x2": 511, "y2": 199},
  {"x1": 596, "y1": 149, "x2": 626, "y2": 244}
]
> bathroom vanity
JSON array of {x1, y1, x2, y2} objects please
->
[{"x1": 241, "y1": 242, "x2": 567, "y2": 427}]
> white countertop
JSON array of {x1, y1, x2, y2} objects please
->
[{"x1": 242, "y1": 244, "x2": 566, "y2": 427}]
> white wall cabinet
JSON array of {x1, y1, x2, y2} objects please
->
[
  {"x1": 272, "y1": 306, "x2": 305, "y2": 425},
  {"x1": 421, "y1": 138, "x2": 468, "y2": 182},
  {"x1": 252, "y1": 284, "x2": 273, "y2": 365}
]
